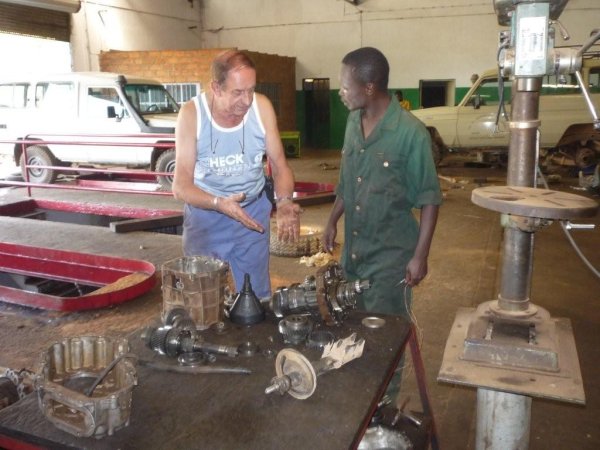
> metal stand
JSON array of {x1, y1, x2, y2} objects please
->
[
  {"x1": 399, "y1": 325, "x2": 440, "y2": 450},
  {"x1": 439, "y1": 2, "x2": 599, "y2": 448}
]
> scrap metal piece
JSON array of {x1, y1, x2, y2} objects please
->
[
  {"x1": 35, "y1": 336, "x2": 137, "y2": 438},
  {"x1": 265, "y1": 334, "x2": 365, "y2": 400},
  {"x1": 361, "y1": 316, "x2": 386, "y2": 329},
  {"x1": 358, "y1": 425, "x2": 413, "y2": 450},
  {"x1": 321, "y1": 332, "x2": 365, "y2": 370},
  {"x1": 138, "y1": 359, "x2": 250, "y2": 375},
  {"x1": 271, "y1": 261, "x2": 370, "y2": 325},
  {"x1": 164, "y1": 308, "x2": 197, "y2": 332},
  {"x1": 306, "y1": 330, "x2": 335, "y2": 350},
  {"x1": 237, "y1": 341, "x2": 260, "y2": 357},
  {"x1": 278, "y1": 314, "x2": 313, "y2": 345},
  {"x1": 142, "y1": 326, "x2": 239, "y2": 358}
]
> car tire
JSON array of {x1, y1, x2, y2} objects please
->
[
  {"x1": 574, "y1": 143, "x2": 598, "y2": 168},
  {"x1": 156, "y1": 149, "x2": 176, "y2": 190},
  {"x1": 431, "y1": 139, "x2": 442, "y2": 167},
  {"x1": 19, "y1": 145, "x2": 58, "y2": 184}
]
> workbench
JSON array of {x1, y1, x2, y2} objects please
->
[{"x1": 0, "y1": 311, "x2": 426, "y2": 449}]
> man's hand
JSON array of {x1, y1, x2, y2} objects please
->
[
  {"x1": 276, "y1": 200, "x2": 301, "y2": 242},
  {"x1": 216, "y1": 192, "x2": 264, "y2": 233},
  {"x1": 404, "y1": 256, "x2": 428, "y2": 287},
  {"x1": 322, "y1": 223, "x2": 337, "y2": 254}
]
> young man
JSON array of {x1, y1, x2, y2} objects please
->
[
  {"x1": 323, "y1": 47, "x2": 441, "y2": 318},
  {"x1": 173, "y1": 50, "x2": 301, "y2": 299}
]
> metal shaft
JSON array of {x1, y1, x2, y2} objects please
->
[
  {"x1": 498, "y1": 77, "x2": 540, "y2": 312},
  {"x1": 480, "y1": 79, "x2": 540, "y2": 448},
  {"x1": 476, "y1": 389, "x2": 531, "y2": 450}
]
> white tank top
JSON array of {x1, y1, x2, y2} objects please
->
[{"x1": 192, "y1": 92, "x2": 266, "y2": 203}]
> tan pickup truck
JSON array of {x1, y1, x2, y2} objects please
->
[{"x1": 412, "y1": 53, "x2": 600, "y2": 168}]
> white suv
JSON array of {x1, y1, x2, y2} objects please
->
[
  {"x1": 412, "y1": 54, "x2": 600, "y2": 168},
  {"x1": 0, "y1": 72, "x2": 180, "y2": 189}
]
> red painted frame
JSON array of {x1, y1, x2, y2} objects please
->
[
  {"x1": 0, "y1": 198, "x2": 180, "y2": 219},
  {"x1": 0, "y1": 242, "x2": 156, "y2": 311}
]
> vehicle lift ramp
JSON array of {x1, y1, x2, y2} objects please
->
[{"x1": 0, "y1": 242, "x2": 155, "y2": 311}]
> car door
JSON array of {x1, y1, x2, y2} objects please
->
[
  {"x1": 0, "y1": 82, "x2": 30, "y2": 155},
  {"x1": 456, "y1": 76, "x2": 510, "y2": 149},
  {"x1": 79, "y1": 85, "x2": 143, "y2": 165}
]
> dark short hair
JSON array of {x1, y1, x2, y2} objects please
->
[
  {"x1": 342, "y1": 47, "x2": 389, "y2": 92},
  {"x1": 212, "y1": 50, "x2": 256, "y2": 86}
]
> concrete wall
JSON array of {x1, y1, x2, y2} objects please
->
[
  {"x1": 197, "y1": 0, "x2": 600, "y2": 90},
  {"x1": 70, "y1": 0, "x2": 600, "y2": 147},
  {"x1": 72, "y1": 1, "x2": 600, "y2": 89},
  {"x1": 70, "y1": 0, "x2": 203, "y2": 71}
]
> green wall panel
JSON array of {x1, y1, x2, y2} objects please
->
[{"x1": 295, "y1": 86, "x2": 470, "y2": 150}]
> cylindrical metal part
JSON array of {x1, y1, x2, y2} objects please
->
[
  {"x1": 498, "y1": 228, "x2": 534, "y2": 311},
  {"x1": 476, "y1": 388, "x2": 531, "y2": 450},
  {"x1": 507, "y1": 78, "x2": 540, "y2": 187},
  {"x1": 497, "y1": 76, "x2": 541, "y2": 314}
]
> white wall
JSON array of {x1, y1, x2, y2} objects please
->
[
  {"x1": 70, "y1": 0, "x2": 600, "y2": 89},
  {"x1": 197, "y1": 0, "x2": 600, "y2": 89}
]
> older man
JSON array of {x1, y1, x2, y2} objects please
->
[{"x1": 173, "y1": 50, "x2": 300, "y2": 299}]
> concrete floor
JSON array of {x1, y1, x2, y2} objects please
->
[{"x1": 0, "y1": 149, "x2": 599, "y2": 449}]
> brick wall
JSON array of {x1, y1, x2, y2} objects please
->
[{"x1": 99, "y1": 48, "x2": 296, "y2": 131}]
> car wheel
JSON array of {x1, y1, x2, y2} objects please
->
[
  {"x1": 574, "y1": 143, "x2": 598, "y2": 168},
  {"x1": 19, "y1": 145, "x2": 58, "y2": 184},
  {"x1": 156, "y1": 149, "x2": 176, "y2": 190},
  {"x1": 431, "y1": 139, "x2": 442, "y2": 167}
]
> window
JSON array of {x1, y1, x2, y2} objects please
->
[
  {"x1": 589, "y1": 68, "x2": 600, "y2": 94},
  {"x1": 86, "y1": 87, "x2": 127, "y2": 119},
  {"x1": 123, "y1": 84, "x2": 179, "y2": 115},
  {"x1": 0, "y1": 83, "x2": 28, "y2": 108},
  {"x1": 467, "y1": 78, "x2": 511, "y2": 106},
  {"x1": 164, "y1": 83, "x2": 200, "y2": 105},
  {"x1": 35, "y1": 82, "x2": 76, "y2": 114}
]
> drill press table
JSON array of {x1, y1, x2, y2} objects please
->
[{"x1": 0, "y1": 311, "x2": 423, "y2": 449}]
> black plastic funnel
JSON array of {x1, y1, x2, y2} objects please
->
[{"x1": 229, "y1": 273, "x2": 265, "y2": 325}]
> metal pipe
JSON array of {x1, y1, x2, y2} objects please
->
[
  {"x1": 476, "y1": 388, "x2": 531, "y2": 450},
  {"x1": 498, "y1": 228, "x2": 534, "y2": 311},
  {"x1": 576, "y1": 28, "x2": 600, "y2": 57},
  {"x1": 506, "y1": 78, "x2": 540, "y2": 187},
  {"x1": 499, "y1": 77, "x2": 541, "y2": 312},
  {"x1": 574, "y1": 70, "x2": 600, "y2": 124}
]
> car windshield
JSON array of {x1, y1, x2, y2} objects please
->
[{"x1": 124, "y1": 84, "x2": 180, "y2": 115}]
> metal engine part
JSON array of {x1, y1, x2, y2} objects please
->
[
  {"x1": 265, "y1": 348, "x2": 323, "y2": 399},
  {"x1": 278, "y1": 314, "x2": 313, "y2": 345},
  {"x1": 0, "y1": 367, "x2": 34, "y2": 410},
  {"x1": 358, "y1": 425, "x2": 413, "y2": 450},
  {"x1": 35, "y1": 336, "x2": 137, "y2": 438},
  {"x1": 142, "y1": 326, "x2": 239, "y2": 358},
  {"x1": 265, "y1": 334, "x2": 365, "y2": 400},
  {"x1": 306, "y1": 329, "x2": 335, "y2": 350},
  {"x1": 164, "y1": 307, "x2": 197, "y2": 332},
  {"x1": 0, "y1": 377, "x2": 18, "y2": 410},
  {"x1": 271, "y1": 261, "x2": 371, "y2": 325}
]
